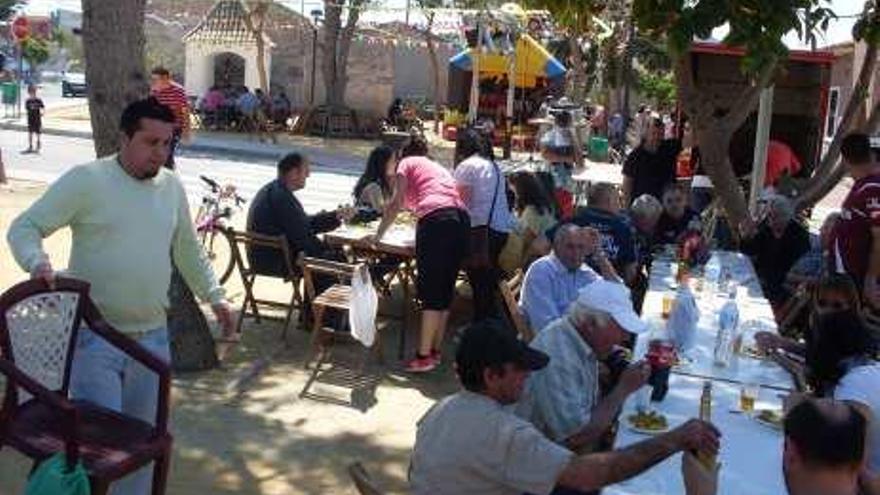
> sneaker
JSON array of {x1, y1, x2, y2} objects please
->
[{"x1": 404, "y1": 355, "x2": 437, "y2": 373}]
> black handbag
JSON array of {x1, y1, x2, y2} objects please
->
[{"x1": 463, "y1": 160, "x2": 501, "y2": 269}]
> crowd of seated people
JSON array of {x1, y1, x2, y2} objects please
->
[{"x1": 197, "y1": 85, "x2": 292, "y2": 133}]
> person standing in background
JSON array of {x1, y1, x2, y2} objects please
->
[
  {"x1": 150, "y1": 66, "x2": 191, "y2": 169},
  {"x1": 24, "y1": 84, "x2": 44, "y2": 153}
]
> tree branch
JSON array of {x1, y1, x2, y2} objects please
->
[
  {"x1": 812, "y1": 41, "x2": 879, "y2": 179},
  {"x1": 796, "y1": 97, "x2": 880, "y2": 210},
  {"x1": 723, "y1": 60, "x2": 778, "y2": 131}
]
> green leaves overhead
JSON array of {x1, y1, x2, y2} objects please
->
[
  {"x1": 632, "y1": 0, "x2": 836, "y2": 78},
  {"x1": 853, "y1": 0, "x2": 880, "y2": 45}
]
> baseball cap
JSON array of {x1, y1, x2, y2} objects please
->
[
  {"x1": 576, "y1": 280, "x2": 649, "y2": 335},
  {"x1": 456, "y1": 320, "x2": 550, "y2": 374}
]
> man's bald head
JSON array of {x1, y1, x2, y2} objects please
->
[{"x1": 553, "y1": 224, "x2": 588, "y2": 271}]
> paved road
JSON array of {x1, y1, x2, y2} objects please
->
[{"x1": 0, "y1": 129, "x2": 359, "y2": 214}]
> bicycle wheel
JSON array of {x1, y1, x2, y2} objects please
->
[{"x1": 208, "y1": 228, "x2": 236, "y2": 285}]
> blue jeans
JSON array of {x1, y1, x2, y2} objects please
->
[{"x1": 70, "y1": 327, "x2": 171, "y2": 495}]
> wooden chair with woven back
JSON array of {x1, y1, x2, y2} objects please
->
[
  {"x1": 227, "y1": 228, "x2": 303, "y2": 344},
  {"x1": 498, "y1": 269, "x2": 534, "y2": 342},
  {"x1": 299, "y1": 257, "x2": 382, "y2": 399},
  {"x1": 0, "y1": 278, "x2": 173, "y2": 495}
]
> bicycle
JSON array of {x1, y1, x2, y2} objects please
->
[{"x1": 194, "y1": 175, "x2": 246, "y2": 285}]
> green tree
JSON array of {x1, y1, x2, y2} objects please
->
[
  {"x1": 524, "y1": 0, "x2": 609, "y2": 102},
  {"x1": 0, "y1": 0, "x2": 16, "y2": 20},
  {"x1": 20, "y1": 37, "x2": 51, "y2": 70},
  {"x1": 632, "y1": 0, "x2": 836, "y2": 228},
  {"x1": 637, "y1": 71, "x2": 675, "y2": 108}
]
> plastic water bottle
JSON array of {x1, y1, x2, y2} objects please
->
[
  {"x1": 714, "y1": 297, "x2": 739, "y2": 367},
  {"x1": 704, "y1": 254, "x2": 721, "y2": 297},
  {"x1": 705, "y1": 254, "x2": 721, "y2": 282}
]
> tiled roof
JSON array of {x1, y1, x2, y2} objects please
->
[{"x1": 182, "y1": 0, "x2": 271, "y2": 45}]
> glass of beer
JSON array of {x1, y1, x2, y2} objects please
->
[
  {"x1": 740, "y1": 382, "x2": 760, "y2": 412},
  {"x1": 661, "y1": 293, "x2": 675, "y2": 319}
]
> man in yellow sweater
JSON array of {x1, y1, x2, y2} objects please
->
[{"x1": 7, "y1": 97, "x2": 235, "y2": 495}]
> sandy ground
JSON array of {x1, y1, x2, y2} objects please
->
[{"x1": 0, "y1": 179, "x2": 463, "y2": 494}]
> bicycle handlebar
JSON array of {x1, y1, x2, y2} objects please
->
[{"x1": 200, "y1": 175, "x2": 220, "y2": 191}]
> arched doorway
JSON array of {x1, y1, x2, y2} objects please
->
[{"x1": 213, "y1": 52, "x2": 246, "y2": 89}]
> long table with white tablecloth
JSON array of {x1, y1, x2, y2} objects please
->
[{"x1": 607, "y1": 251, "x2": 793, "y2": 495}]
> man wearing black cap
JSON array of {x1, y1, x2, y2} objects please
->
[{"x1": 409, "y1": 320, "x2": 721, "y2": 495}]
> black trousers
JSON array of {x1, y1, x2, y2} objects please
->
[{"x1": 466, "y1": 229, "x2": 508, "y2": 322}]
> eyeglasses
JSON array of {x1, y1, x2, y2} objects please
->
[{"x1": 816, "y1": 299, "x2": 849, "y2": 312}]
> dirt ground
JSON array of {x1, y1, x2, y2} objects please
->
[{"x1": 0, "y1": 179, "x2": 463, "y2": 494}]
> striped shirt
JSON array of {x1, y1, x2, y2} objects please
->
[{"x1": 151, "y1": 82, "x2": 189, "y2": 130}]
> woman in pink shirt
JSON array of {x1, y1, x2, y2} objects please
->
[{"x1": 374, "y1": 137, "x2": 469, "y2": 372}]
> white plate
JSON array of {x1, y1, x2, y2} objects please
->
[
  {"x1": 753, "y1": 411, "x2": 783, "y2": 431},
  {"x1": 626, "y1": 417, "x2": 671, "y2": 436}
]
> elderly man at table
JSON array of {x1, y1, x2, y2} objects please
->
[
  {"x1": 410, "y1": 320, "x2": 721, "y2": 495},
  {"x1": 683, "y1": 397, "x2": 868, "y2": 495},
  {"x1": 520, "y1": 224, "x2": 620, "y2": 333},
  {"x1": 517, "y1": 280, "x2": 652, "y2": 459},
  {"x1": 247, "y1": 152, "x2": 354, "y2": 276}
]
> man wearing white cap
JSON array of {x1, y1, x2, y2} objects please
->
[{"x1": 517, "y1": 280, "x2": 652, "y2": 456}]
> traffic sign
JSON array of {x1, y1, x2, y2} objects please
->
[{"x1": 11, "y1": 17, "x2": 30, "y2": 41}]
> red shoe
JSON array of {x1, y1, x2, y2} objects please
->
[{"x1": 404, "y1": 355, "x2": 437, "y2": 373}]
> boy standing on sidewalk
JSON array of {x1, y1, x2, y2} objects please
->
[{"x1": 25, "y1": 84, "x2": 44, "y2": 153}]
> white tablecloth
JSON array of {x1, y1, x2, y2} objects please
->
[
  {"x1": 606, "y1": 374, "x2": 787, "y2": 495},
  {"x1": 637, "y1": 251, "x2": 793, "y2": 389},
  {"x1": 607, "y1": 250, "x2": 792, "y2": 494}
]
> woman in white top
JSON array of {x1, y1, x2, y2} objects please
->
[
  {"x1": 453, "y1": 127, "x2": 515, "y2": 321},
  {"x1": 808, "y1": 310, "x2": 880, "y2": 491}
]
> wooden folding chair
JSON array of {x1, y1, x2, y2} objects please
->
[
  {"x1": 348, "y1": 462, "x2": 386, "y2": 495},
  {"x1": 498, "y1": 269, "x2": 534, "y2": 342},
  {"x1": 227, "y1": 229, "x2": 303, "y2": 345},
  {"x1": 299, "y1": 257, "x2": 382, "y2": 399}
]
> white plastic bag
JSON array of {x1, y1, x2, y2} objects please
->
[
  {"x1": 667, "y1": 287, "x2": 699, "y2": 352},
  {"x1": 349, "y1": 264, "x2": 379, "y2": 347}
]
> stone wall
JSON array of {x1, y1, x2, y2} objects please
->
[{"x1": 393, "y1": 43, "x2": 457, "y2": 103}]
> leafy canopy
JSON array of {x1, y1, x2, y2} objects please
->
[{"x1": 632, "y1": 0, "x2": 835, "y2": 76}]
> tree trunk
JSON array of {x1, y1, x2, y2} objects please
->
[
  {"x1": 321, "y1": 0, "x2": 365, "y2": 109},
  {"x1": 81, "y1": 0, "x2": 149, "y2": 157},
  {"x1": 796, "y1": 98, "x2": 880, "y2": 209},
  {"x1": 82, "y1": 0, "x2": 219, "y2": 371},
  {"x1": 695, "y1": 126, "x2": 750, "y2": 229},
  {"x1": 425, "y1": 14, "x2": 442, "y2": 134},
  {"x1": 0, "y1": 148, "x2": 6, "y2": 184},
  {"x1": 322, "y1": 0, "x2": 342, "y2": 107},
  {"x1": 568, "y1": 36, "x2": 587, "y2": 102},
  {"x1": 244, "y1": 1, "x2": 270, "y2": 93},
  {"x1": 675, "y1": 57, "x2": 773, "y2": 231}
]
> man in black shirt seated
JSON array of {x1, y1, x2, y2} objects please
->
[{"x1": 247, "y1": 152, "x2": 353, "y2": 277}]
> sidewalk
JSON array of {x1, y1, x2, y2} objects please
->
[{"x1": 0, "y1": 108, "x2": 378, "y2": 173}]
